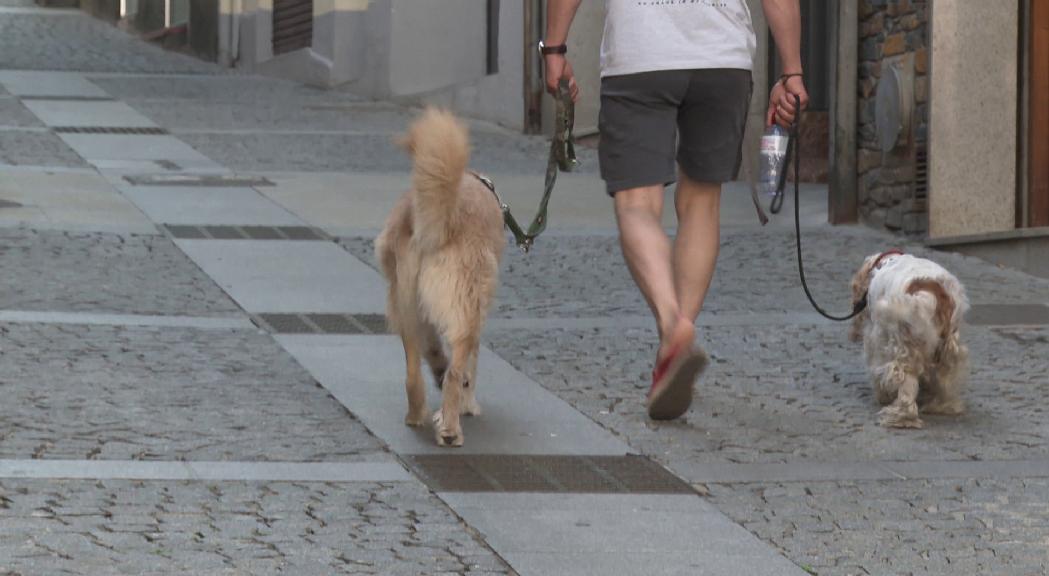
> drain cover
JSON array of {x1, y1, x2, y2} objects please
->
[
  {"x1": 252, "y1": 313, "x2": 388, "y2": 335},
  {"x1": 123, "y1": 174, "x2": 274, "y2": 187},
  {"x1": 20, "y1": 95, "x2": 115, "y2": 102},
  {"x1": 163, "y1": 224, "x2": 328, "y2": 241},
  {"x1": 54, "y1": 126, "x2": 169, "y2": 135},
  {"x1": 405, "y1": 455, "x2": 695, "y2": 494},
  {"x1": 967, "y1": 304, "x2": 1049, "y2": 326}
]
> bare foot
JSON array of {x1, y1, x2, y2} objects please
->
[{"x1": 658, "y1": 316, "x2": 696, "y2": 363}]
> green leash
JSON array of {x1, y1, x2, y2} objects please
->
[{"x1": 474, "y1": 78, "x2": 578, "y2": 253}]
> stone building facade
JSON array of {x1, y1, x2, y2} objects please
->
[{"x1": 857, "y1": 0, "x2": 929, "y2": 235}]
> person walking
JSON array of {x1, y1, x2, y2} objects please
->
[{"x1": 542, "y1": 0, "x2": 809, "y2": 420}]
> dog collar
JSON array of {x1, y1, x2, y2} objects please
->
[{"x1": 872, "y1": 248, "x2": 905, "y2": 270}]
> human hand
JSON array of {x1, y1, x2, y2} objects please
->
[
  {"x1": 766, "y1": 74, "x2": 809, "y2": 128},
  {"x1": 544, "y1": 55, "x2": 579, "y2": 102}
]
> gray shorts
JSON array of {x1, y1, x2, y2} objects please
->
[{"x1": 598, "y1": 68, "x2": 753, "y2": 195}]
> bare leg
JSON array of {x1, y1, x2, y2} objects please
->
[
  {"x1": 672, "y1": 173, "x2": 722, "y2": 324},
  {"x1": 614, "y1": 185, "x2": 694, "y2": 359}
]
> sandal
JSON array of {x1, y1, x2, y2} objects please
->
[{"x1": 647, "y1": 344, "x2": 709, "y2": 421}]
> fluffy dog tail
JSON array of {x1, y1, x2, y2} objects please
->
[{"x1": 400, "y1": 108, "x2": 469, "y2": 248}]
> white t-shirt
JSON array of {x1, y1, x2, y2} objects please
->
[{"x1": 600, "y1": 0, "x2": 758, "y2": 78}]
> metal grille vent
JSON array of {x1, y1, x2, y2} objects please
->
[
  {"x1": 273, "y1": 0, "x2": 313, "y2": 55},
  {"x1": 253, "y1": 313, "x2": 388, "y2": 335},
  {"x1": 406, "y1": 455, "x2": 695, "y2": 494},
  {"x1": 20, "y1": 95, "x2": 115, "y2": 102},
  {"x1": 912, "y1": 138, "x2": 928, "y2": 211},
  {"x1": 54, "y1": 126, "x2": 169, "y2": 135},
  {"x1": 162, "y1": 224, "x2": 328, "y2": 241}
]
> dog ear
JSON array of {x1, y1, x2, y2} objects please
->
[{"x1": 848, "y1": 255, "x2": 877, "y2": 343}]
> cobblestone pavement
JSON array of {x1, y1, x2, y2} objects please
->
[
  {"x1": 0, "y1": 479, "x2": 511, "y2": 575},
  {"x1": 0, "y1": 130, "x2": 86, "y2": 167},
  {"x1": 0, "y1": 323, "x2": 386, "y2": 462},
  {"x1": 708, "y1": 478, "x2": 1049, "y2": 576},
  {"x1": 0, "y1": 97, "x2": 43, "y2": 127},
  {"x1": 0, "y1": 229, "x2": 239, "y2": 317},
  {"x1": 0, "y1": 12, "x2": 222, "y2": 74}
]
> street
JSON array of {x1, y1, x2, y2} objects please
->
[{"x1": 1, "y1": 2, "x2": 1049, "y2": 575}]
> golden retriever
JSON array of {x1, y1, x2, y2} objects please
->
[{"x1": 374, "y1": 108, "x2": 505, "y2": 447}]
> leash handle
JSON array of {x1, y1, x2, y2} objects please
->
[
  {"x1": 496, "y1": 78, "x2": 577, "y2": 253},
  {"x1": 790, "y1": 93, "x2": 868, "y2": 322}
]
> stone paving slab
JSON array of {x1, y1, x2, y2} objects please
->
[
  {"x1": 88, "y1": 75, "x2": 362, "y2": 105},
  {"x1": 177, "y1": 239, "x2": 386, "y2": 314},
  {"x1": 0, "y1": 478, "x2": 513, "y2": 575},
  {"x1": 0, "y1": 169, "x2": 155, "y2": 232},
  {"x1": 0, "y1": 323, "x2": 385, "y2": 461},
  {"x1": 441, "y1": 493, "x2": 805, "y2": 576},
  {"x1": 23, "y1": 99, "x2": 157, "y2": 128},
  {"x1": 484, "y1": 324, "x2": 1049, "y2": 467},
  {"x1": 121, "y1": 186, "x2": 305, "y2": 226},
  {"x1": 0, "y1": 228, "x2": 239, "y2": 316},
  {"x1": 59, "y1": 133, "x2": 223, "y2": 170},
  {"x1": 0, "y1": 129, "x2": 87, "y2": 167},
  {"x1": 0, "y1": 71, "x2": 108, "y2": 98},
  {"x1": 707, "y1": 478, "x2": 1049, "y2": 576},
  {"x1": 277, "y1": 335, "x2": 632, "y2": 456}
]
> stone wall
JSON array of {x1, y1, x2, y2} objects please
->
[{"x1": 857, "y1": 0, "x2": 928, "y2": 235}]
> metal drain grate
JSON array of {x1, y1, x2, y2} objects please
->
[
  {"x1": 252, "y1": 313, "x2": 389, "y2": 335},
  {"x1": 53, "y1": 126, "x2": 169, "y2": 135},
  {"x1": 162, "y1": 224, "x2": 328, "y2": 241},
  {"x1": 405, "y1": 455, "x2": 695, "y2": 494},
  {"x1": 19, "y1": 95, "x2": 115, "y2": 102},
  {"x1": 967, "y1": 304, "x2": 1049, "y2": 326},
  {"x1": 123, "y1": 174, "x2": 274, "y2": 187}
]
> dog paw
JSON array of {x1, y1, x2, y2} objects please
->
[
  {"x1": 432, "y1": 410, "x2": 463, "y2": 447},
  {"x1": 461, "y1": 396, "x2": 482, "y2": 417},
  {"x1": 878, "y1": 406, "x2": 924, "y2": 429},
  {"x1": 404, "y1": 409, "x2": 430, "y2": 427}
]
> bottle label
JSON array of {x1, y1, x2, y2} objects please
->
[{"x1": 760, "y1": 134, "x2": 788, "y2": 155}]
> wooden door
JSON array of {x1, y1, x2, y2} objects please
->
[{"x1": 1031, "y1": 0, "x2": 1049, "y2": 227}]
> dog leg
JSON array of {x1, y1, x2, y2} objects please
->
[
  {"x1": 923, "y1": 336, "x2": 969, "y2": 416},
  {"x1": 421, "y1": 321, "x2": 449, "y2": 389},
  {"x1": 878, "y1": 371, "x2": 923, "y2": 428},
  {"x1": 400, "y1": 328, "x2": 429, "y2": 427},
  {"x1": 434, "y1": 337, "x2": 473, "y2": 447},
  {"x1": 460, "y1": 348, "x2": 481, "y2": 417}
]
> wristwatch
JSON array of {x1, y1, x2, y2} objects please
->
[{"x1": 538, "y1": 40, "x2": 567, "y2": 56}]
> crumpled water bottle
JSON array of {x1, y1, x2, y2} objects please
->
[{"x1": 759, "y1": 124, "x2": 789, "y2": 197}]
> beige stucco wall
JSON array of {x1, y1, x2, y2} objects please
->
[{"x1": 928, "y1": 1, "x2": 1018, "y2": 238}]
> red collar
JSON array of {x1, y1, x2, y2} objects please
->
[{"x1": 872, "y1": 249, "x2": 905, "y2": 270}]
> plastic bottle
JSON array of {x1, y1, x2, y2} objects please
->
[{"x1": 759, "y1": 124, "x2": 789, "y2": 197}]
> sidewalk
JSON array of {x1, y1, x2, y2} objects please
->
[{"x1": 2, "y1": 4, "x2": 1049, "y2": 575}]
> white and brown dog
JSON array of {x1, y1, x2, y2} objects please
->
[{"x1": 850, "y1": 250, "x2": 970, "y2": 428}]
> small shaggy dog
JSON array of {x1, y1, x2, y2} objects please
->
[
  {"x1": 375, "y1": 108, "x2": 505, "y2": 447},
  {"x1": 850, "y1": 250, "x2": 970, "y2": 428}
]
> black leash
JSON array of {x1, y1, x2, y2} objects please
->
[
  {"x1": 475, "y1": 79, "x2": 577, "y2": 253},
  {"x1": 787, "y1": 94, "x2": 868, "y2": 322}
]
